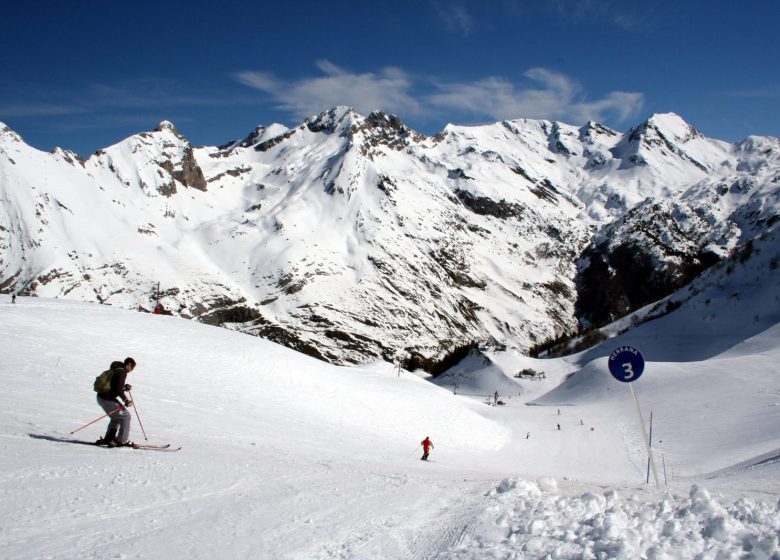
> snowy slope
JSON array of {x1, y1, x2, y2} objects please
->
[
  {"x1": 2, "y1": 228, "x2": 779, "y2": 560},
  {"x1": 1, "y1": 111, "x2": 780, "y2": 368},
  {"x1": 441, "y1": 224, "x2": 780, "y2": 480},
  {"x1": 1, "y1": 299, "x2": 508, "y2": 559}
]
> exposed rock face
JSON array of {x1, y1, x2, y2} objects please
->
[
  {"x1": 0, "y1": 110, "x2": 778, "y2": 369},
  {"x1": 575, "y1": 197, "x2": 733, "y2": 328},
  {"x1": 159, "y1": 145, "x2": 207, "y2": 193}
]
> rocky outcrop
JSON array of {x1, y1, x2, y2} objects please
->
[
  {"x1": 575, "y1": 199, "x2": 721, "y2": 328},
  {"x1": 159, "y1": 145, "x2": 207, "y2": 193}
]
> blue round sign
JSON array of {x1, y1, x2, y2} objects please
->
[{"x1": 608, "y1": 346, "x2": 645, "y2": 382}]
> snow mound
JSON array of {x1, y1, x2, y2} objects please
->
[{"x1": 438, "y1": 481, "x2": 780, "y2": 559}]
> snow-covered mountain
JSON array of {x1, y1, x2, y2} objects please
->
[{"x1": 1, "y1": 109, "x2": 779, "y2": 367}]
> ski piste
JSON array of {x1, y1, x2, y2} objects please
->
[{"x1": 28, "y1": 434, "x2": 181, "y2": 451}]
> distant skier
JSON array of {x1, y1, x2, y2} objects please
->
[
  {"x1": 11, "y1": 293, "x2": 16, "y2": 303},
  {"x1": 95, "y1": 357, "x2": 137, "y2": 447},
  {"x1": 420, "y1": 436, "x2": 434, "y2": 461}
]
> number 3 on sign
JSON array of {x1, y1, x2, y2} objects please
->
[{"x1": 608, "y1": 346, "x2": 644, "y2": 383}]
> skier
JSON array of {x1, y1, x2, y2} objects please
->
[
  {"x1": 11, "y1": 293, "x2": 16, "y2": 303},
  {"x1": 420, "y1": 436, "x2": 434, "y2": 461},
  {"x1": 95, "y1": 357, "x2": 137, "y2": 447}
]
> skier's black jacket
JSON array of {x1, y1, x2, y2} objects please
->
[{"x1": 96, "y1": 361, "x2": 129, "y2": 405}]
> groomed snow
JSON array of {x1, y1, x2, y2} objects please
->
[{"x1": 1, "y1": 291, "x2": 778, "y2": 559}]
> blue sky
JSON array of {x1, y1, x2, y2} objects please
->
[{"x1": 1, "y1": 0, "x2": 778, "y2": 155}]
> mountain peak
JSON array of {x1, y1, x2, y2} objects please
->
[
  {"x1": 221, "y1": 123, "x2": 291, "y2": 150},
  {"x1": 153, "y1": 120, "x2": 185, "y2": 139},
  {"x1": 639, "y1": 112, "x2": 701, "y2": 143},
  {"x1": 615, "y1": 112, "x2": 717, "y2": 172},
  {"x1": 579, "y1": 121, "x2": 619, "y2": 142},
  {"x1": 305, "y1": 107, "x2": 362, "y2": 134},
  {"x1": 364, "y1": 111, "x2": 406, "y2": 130},
  {"x1": 350, "y1": 110, "x2": 425, "y2": 154}
]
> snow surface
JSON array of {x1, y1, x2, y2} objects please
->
[{"x1": 2, "y1": 270, "x2": 779, "y2": 559}]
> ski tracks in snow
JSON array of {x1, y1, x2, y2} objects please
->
[
  {"x1": 279, "y1": 458, "x2": 496, "y2": 560},
  {"x1": 340, "y1": 480, "x2": 487, "y2": 560}
]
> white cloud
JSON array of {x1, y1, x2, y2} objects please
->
[
  {"x1": 233, "y1": 71, "x2": 284, "y2": 95},
  {"x1": 428, "y1": 67, "x2": 643, "y2": 124},
  {"x1": 572, "y1": 91, "x2": 645, "y2": 123},
  {"x1": 234, "y1": 62, "x2": 643, "y2": 127},
  {"x1": 233, "y1": 61, "x2": 422, "y2": 120}
]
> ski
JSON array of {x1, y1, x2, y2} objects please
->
[
  {"x1": 98, "y1": 442, "x2": 181, "y2": 451},
  {"x1": 132, "y1": 443, "x2": 181, "y2": 451},
  {"x1": 29, "y1": 434, "x2": 180, "y2": 451}
]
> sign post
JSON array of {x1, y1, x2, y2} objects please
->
[{"x1": 608, "y1": 346, "x2": 660, "y2": 486}]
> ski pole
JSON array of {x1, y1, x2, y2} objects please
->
[
  {"x1": 69, "y1": 404, "x2": 125, "y2": 435},
  {"x1": 127, "y1": 389, "x2": 148, "y2": 441}
]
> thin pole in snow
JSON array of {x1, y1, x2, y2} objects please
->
[
  {"x1": 646, "y1": 410, "x2": 653, "y2": 484},
  {"x1": 663, "y1": 452, "x2": 668, "y2": 485},
  {"x1": 630, "y1": 384, "x2": 660, "y2": 486}
]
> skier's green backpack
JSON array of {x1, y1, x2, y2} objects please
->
[{"x1": 93, "y1": 369, "x2": 114, "y2": 393}]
